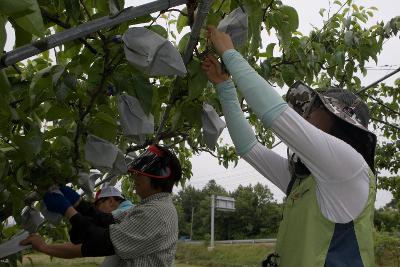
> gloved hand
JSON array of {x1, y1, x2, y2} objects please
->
[
  {"x1": 59, "y1": 185, "x2": 81, "y2": 206},
  {"x1": 43, "y1": 192, "x2": 71, "y2": 215}
]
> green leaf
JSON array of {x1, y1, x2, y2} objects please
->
[
  {"x1": 187, "y1": 60, "x2": 208, "y2": 100},
  {"x1": 16, "y1": 166, "x2": 29, "y2": 188},
  {"x1": 129, "y1": 14, "x2": 153, "y2": 25},
  {"x1": 280, "y1": 5, "x2": 299, "y2": 32},
  {"x1": 280, "y1": 64, "x2": 296, "y2": 86},
  {"x1": 0, "y1": 15, "x2": 6, "y2": 52},
  {"x1": 13, "y1": 0, "x2": 45, "y2": 38},
  {"x1": 45, "y1": 105, "x2": 73, "y2": 120},
  {"x1": 260, "y1": 60, "x2": 272, "y2": 80},
  {"x1": 94, "y1": 0, "x2": 108, "y2": 15},
  {"x1": 13, "y1": 127, "x2": 43, "y2": 160},
  {"x1": 29, "y1": 66, "x2": 54, "y2": 104},
  {"x1": 246, "y1": 2, "x2": 263, "y2": 54},
  {"x1": 0, "y1": 69, "x2": 11, "y2": 94},
  {"x1": 334, "y1": 51, "x2": 345, "y2": 68},
  {"x1": 0, "y1": 0, "x2": 35, "y2": 18},
  {"x1": 333, "y1": 0, "x2": 342, "y2": 6},
  {"x1": 133, "y1": 75, "x2": 153, "y2": 115},
  {"x1": 87, "y1": 112, "x2": 117, "y2": 141},
  {"x1": 65, "y1": 0, "x2": 81, "y2": 22},
  {"x1": 43, "y1": 128, "x2": 67, "y2": 140},
  {"x1": 354, "y1": 12, "x2": 367, "y2": 23},
  {"x1": 181, "y1": 100, "x2": 202, "y2": 126},
  {"x1": 0, "y1": 151, "x2": 9, "y2": 179},
  {"x1": 171, "y1": 103, "x2": 183, "y2": 130},
  {"x1": 265, "y1": 43, "x2": 276, "y2": 58},
  {"x1": 177, "y1": 8, "x2": 189, "y2": 34},
  {"x1": 319, "y1": 8, "x2": 326, "y2": 17},
  {"x1": 52, "y1": 136, "x2": 73, "y2": 155},
  {"x1": 147, "y1": 25, "x2": 168, "y2": 39},
  {"x1": 178, "y1": 32, "x2": 190, "y2": 54},
  {"x1": 11, "y1": 20, "x2": 32, "y2": 47},
  {"x1": 87, "y1": 58, "x2": 104, "y2": 86},
  {"x1": 207, "y1": 11, "x2": 222, "y2": 26},
  {"x1": 344, "y1": 30, "x2": 353, "y2": 46}
]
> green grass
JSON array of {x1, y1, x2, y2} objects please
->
[
  {"x1": 175, "y1": 243, "x2": 275, "y2": 267},
  {"x1": 16, "y1": 252, "x2": 201, "y2": 267},
  {"x1": 15, "y1": 244, "x2": 398, "y2": 267},
  {"x1": 175, "y1": 243, "x2": 398, "y2": 267},
  {"x1": 17, "y1": 253, "x2": 103, "y2": 266}
]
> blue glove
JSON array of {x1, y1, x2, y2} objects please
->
[
  {"x1": 59, "y1": 185, "x2": 80, "y2": 206},
  {"x1": 43, "y1": 192, "x2": 71, "y2": 215}
]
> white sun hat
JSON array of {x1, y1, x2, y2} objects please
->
[{"x1": 94, "y1": 186, "x2": 124, "y2": 203}]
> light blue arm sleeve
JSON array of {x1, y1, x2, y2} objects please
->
[
  {"x1": 216, "y1": 80, "x2": 257, "y2": 156},
  {"x1": 222, "y1": 49, "x2": 288, "y2": 127}
]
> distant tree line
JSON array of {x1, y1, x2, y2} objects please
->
[
  {"x1": 175, "y1": 180, "x2": 400, "y2": 241},
  {"x1": 174, "y1": 180, "x2": 282, "y2": 241}
]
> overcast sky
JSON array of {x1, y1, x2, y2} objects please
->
[{"x1": 5, "y1": 0, "x2": 398, "y2": 207}]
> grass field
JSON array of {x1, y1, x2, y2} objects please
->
[
  {"x1": 14, "y1": 243, "x2": 397, "y2": 267},
  {"x1": 16, "y1": 252, "x2": 201, "y2": 267}
]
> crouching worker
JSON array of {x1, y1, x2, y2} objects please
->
[
  {"x1": 94, "y1": 186, "x2": 133, "y2": 215},
  {"x1": 94, "y1": 186, "x2": 134, "y2": 267},
  {"x1": 21, "y1": 145, "x2": 182, "y2": 267}
]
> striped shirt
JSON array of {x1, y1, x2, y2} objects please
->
[{"x1": 109, "y1": 192, "x2": 178, "y2": 267}]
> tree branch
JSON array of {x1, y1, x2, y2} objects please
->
[
  {"x1": 79, "y1": 0, "x2": 92, "y2": 20},
  {"x1": 166, "y1": 9, "x2": 188, "y2": 16},
  {"x1": 79, "y1": 0, "x2": 106, "y2": 41},
  {"x1": 271, "y1": 59, "x2": 300, "y2": 69},
  {"x1": 262, "y1": 0, "x2": 275, "y2": 21},
  {"x1": 73, "y1": 41, "x2": 111, "y2": 169},
  {"x1": 40, "y1": 8, "x2": 98, "y2": 54},
  {"x1": 369, "y1": 96, "x2": 400, "y2": 117},
  {"x1": 371, "y1": 117, "x2": 400, "y2": 131},
  {"x1": 215, "y1": 0, "x2": 226, "y2": 14}
]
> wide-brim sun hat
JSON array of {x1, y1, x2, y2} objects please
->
[{"x1": 286, "y1": 81, "x2": 377, "y2": 171}]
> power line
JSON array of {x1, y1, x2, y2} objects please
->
[
  {"x1": 356, "y1": 66, "x2": 400, "y2": 95},
  {"x1": 189, "y1": 168, "x2": 264, "y2": 184},
  {"x1": 364, "y1": 68, "x2": 399, "y2": 71}
]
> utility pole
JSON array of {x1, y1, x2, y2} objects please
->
[
  {"x1": 210, "y1": 194, "x2": 215, "y2": 249},
  {"x1": 190, "y1": 207, "x2": 194, "y2": 240}
]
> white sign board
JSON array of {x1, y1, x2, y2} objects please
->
[{"x1": 215, "y1": 196, "x2": 235, "y2": 211}]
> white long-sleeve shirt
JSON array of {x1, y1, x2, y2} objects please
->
[{"x1": 216, "y1": 50, "x2": 371, "y2": 224}]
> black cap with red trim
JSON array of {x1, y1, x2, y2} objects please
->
[{"x1": 128, "y1": 145, "x2": 182, "y2": 182}]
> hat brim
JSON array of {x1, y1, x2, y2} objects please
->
[{"x1": 128, "y1": 166, "x2": 172, "y2": 180}]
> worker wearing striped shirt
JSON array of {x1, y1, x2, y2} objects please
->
[{"x1": 21, "y1": 145, "x2": 182, "y2": 267}]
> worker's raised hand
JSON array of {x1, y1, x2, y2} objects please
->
[
  {"x1": 43, "y1": 192, "x2": 71, "y2": 215},
  {"x1": 202, "y1": 54, "x2": 230, "y2": 85},
  {"x1": 20, "y1": 234, "x2": 46, "y2": 252},
  {"x1": 59, "y1": 185, "x2": 81, "y2": 207},
  {"x1": 207, "y1": 25, "x2": 234, "y2": 55}
]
